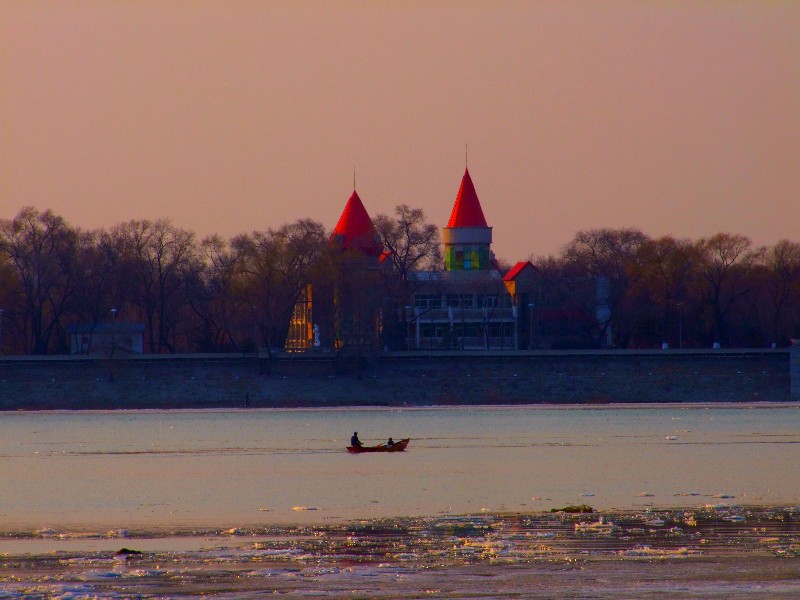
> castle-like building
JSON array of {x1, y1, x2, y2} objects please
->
[
  {"x1": 287, "y1": 167, "x2": 547, "y2": 351},
  {"x1": 405, "y1": 168, "x2": 538, "y2": 350}
]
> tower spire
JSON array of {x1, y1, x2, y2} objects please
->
[
  {"x1": 442, "y1": 168, "x2": 492, "y2": 271},
  {"x1": 331, "y1": 189, "x2": 382, "y2": 257},
  {"x1": 447, "y1": 169, "x2": 488, "y2": 228}
]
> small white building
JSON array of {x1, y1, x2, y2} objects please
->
[{"x1": 67, "y1": 323, "x2": 145, "y2": 355}]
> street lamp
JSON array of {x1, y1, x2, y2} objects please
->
[
  {"x1": 110, "y1": 308, "x2": 118, "y2": 349},
  {"x1": 404, "y1": 305, "x2": 413, "y2": 350},
  {"x1": 250, "y1": 305, "x2": 259, "y2": 358},
  {"x1": 528, "y1": 303, "x2": 535, "y2": 350},
  {"x1": 108, "y1": 307, "x2": 118, "y2": 382}
]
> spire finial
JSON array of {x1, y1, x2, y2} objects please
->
[
  {"x1": 353, "y1": 166, "x2": 356, "y2": 190},
  {"x1": 465, "y1": 144, "x2": 468, "y2": 168}
]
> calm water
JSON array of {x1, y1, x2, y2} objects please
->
[{"x1": 1, "y1": 404, "x2": 799, "y2": 531}]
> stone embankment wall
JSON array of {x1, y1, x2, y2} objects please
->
[{"x1": 0, "y1": 349, "x2": 793, "y2": 410}]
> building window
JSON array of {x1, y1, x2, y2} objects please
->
[
  {"x1": 476, "y1": 294, "x2": 511, "y2": 308},
  {"x1": 420, "y1": 324, "x2": 444, "y2": 338},
  {"x1": 445, "y1": 247, "x2": 456, "y2": 270},
  {"x1": 415, "y1": 294, "x2": 442, "y2": 309},
  {"x1": 477, "y1": 295, "x2": 498, "y2": 308},
  {"x1": 488, "y1": 323, "x2": 513, "y2": 337},
  {"x1": 446, "y1": 294, "x2": 473, "y2": 308},
  {"x1": 453, "y1": 324, "x2": 479, "y2": 338}
]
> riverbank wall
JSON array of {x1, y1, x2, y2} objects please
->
[{"x1": 0, "y1": 348, "x2": 794, "y2": 410}]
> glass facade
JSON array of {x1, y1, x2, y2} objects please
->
[
  {"x1": 445, "y1": 245, "x2": 489, "y2": 271},
  {"x1": 285, "y1": 284, "x2": 314, "y2": 350}
]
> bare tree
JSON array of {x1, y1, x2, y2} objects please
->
[
  {"x1": 234, "y1": 219, "x2": 328, "y2": 354},
  {"x1": 183, "y1": 234, "x2": 249, "y2": 352},
  {"x1": 627, "y1": 236, "x2": 696, "y2": 347},
  {"x1": 562, "y1": 228, "x2": 649, "y2": 347},
  {"x1": 694, "y1": 233, "x2": 758, "y2": 346},
  {"x1": 374, "y1": 205, "x2": 442, "y2": 349},
  {"x1": 70, "y1": 229, "x2": 126, "y2": 330},
  {"x1": 108, "y1": 219, "x2": 197, "y2": 353},
  {"x1": 0, "y1": 207, "x2": 80, "y2": 353},
  {"x1": 759, "y1": 240, "x2": 800, "y2": 344}
]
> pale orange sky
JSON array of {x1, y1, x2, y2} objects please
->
[{"x1": 2, "y1": 1, "x2": 799, "y2": 262}]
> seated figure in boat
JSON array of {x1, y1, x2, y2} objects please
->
[
  {"x1": 386, "y1": 437, "x2": 394, "y2": 447},
  {"x1": 351, "y1": 432, "x2": 362, "y2": 448}
]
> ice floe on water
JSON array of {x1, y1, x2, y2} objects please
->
[
  {"x1": 76, "y1": 570, "x2": 125, "y2": 581},
  {"x1": 105, "y1": 529, "x2": 128, "y2": 538},
  {"x1": 220, "y1": 527, "x2": 242, "y2": 535},
  {"x1": 2, "y1": 506, "x2": 800, "y2": 598},
  {"x1": 723, "y1": 515, "x2": 746, "y2": 522},
  {"x1": 575, "y1": 517, "x2": 618, "y2": 534},
  {"x1": 34, "y1": 528, "x2": 58, "y2": 537},
  {"x1": 618, "y1": 545, "x2": 700, "y2": 558}
]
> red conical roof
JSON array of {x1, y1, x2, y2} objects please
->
[
  {"x1": 447, "y1": 168, "x2": 488, "y2": 228},
  {"x1": 331, "y1": 190, "x2": 383, "y2": 256}
]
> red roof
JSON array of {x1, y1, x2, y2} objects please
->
[
  {"x1": 447, "y1": 168, "x2": 488, "y2": 228},
  {"x1": 331, "y1": 190, "x2": 383, "y2": 256},
  {"x1": 503, "y1": 261, "x2": 538, "y2": 281}
]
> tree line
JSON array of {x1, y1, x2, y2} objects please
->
[
  {"x1": 0, "y1": 206, "x2": 439, "y2": 355},
  {"x1": 0, "y1": 206, "x2": 798, "y2": 354},
  {"x1": 534, "y1": 229, "x2": 800, "y2": 349}
]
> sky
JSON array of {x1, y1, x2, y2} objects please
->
[{"x1": 2, "y1": 1, "x2": 799, "y2": 263}]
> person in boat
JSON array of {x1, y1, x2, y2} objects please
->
[
  {"x1": 386, "y1": 437, "x2": 395, "y2": 447},
  {"x1": 351, "y1": 432, "x2": 362, "y2": 448}
]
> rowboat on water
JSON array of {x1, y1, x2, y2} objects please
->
[{"x1": 347, "y1": 438, "x2": 410, "y2": 453}]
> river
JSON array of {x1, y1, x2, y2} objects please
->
[{"x1": 1, "y1": 403, "x2": 799, "y2": 531}]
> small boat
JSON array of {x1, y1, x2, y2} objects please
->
[{"x1": 347, "y1": 438, "x2": 410, "y2": 453}]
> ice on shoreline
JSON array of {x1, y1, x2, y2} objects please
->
[
  {"x1": 0, "y1": 506, "x2": 800, "y2": 598},
  {"x1": 2, "y1": 506, "x2": 800, "y2": 599}
]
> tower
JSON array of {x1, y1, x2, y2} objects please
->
[
  {"x1": 285, "y1": 189, "x2": 383, "y2": 352},
  {"x1": 330, "y1": 190, "x2": 383, "y2": 258},
  {"x1": 329, "y1": 189, "x2": 383, "y2": 350},
  {"x1": 442, "y1": 168, "x2": 493, "y2": 271}
]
